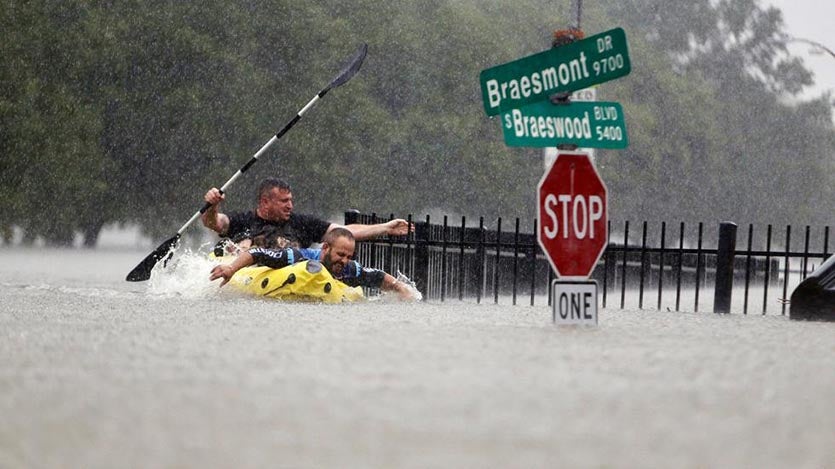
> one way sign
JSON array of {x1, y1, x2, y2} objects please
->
[{"x1": 551, "y1": 280, "x2": 598, "y2": 325}]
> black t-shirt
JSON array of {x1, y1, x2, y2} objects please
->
[{"x1": 225, "y1": 211, "x2": 331, "y2": 249}]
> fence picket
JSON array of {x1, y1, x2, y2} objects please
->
[{"x1": 343, "y1": 211, "x2": 830, "y2": 313}]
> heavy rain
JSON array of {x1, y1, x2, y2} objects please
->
[{"x1": 1, "y1": 1, "x2": 834, "y2": 467}]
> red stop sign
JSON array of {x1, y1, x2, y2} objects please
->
[{"x1": 537, "y1": 152, "x2": 608, "y2": 279}]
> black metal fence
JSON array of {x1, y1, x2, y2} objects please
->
[{"x1": 345, "y1": 211, "x2": 832, "y2": 314}]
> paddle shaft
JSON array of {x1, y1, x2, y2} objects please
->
[{"x1": 177, "y1": 93, "x2": 327, "y2": 236}]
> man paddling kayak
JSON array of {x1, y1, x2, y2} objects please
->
[
  {"x1": 202, "y1": 177, "x2": 412, "y2": 249},
  {"x1": 209, "y1": 227, "x2": 420, "y2": 301}
]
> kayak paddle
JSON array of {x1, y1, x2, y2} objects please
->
[{"x1": 126, "y1": 43, "x2": 369, "y2": 282}]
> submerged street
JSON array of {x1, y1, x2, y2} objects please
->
[{"x1": 1, "y1": 248, "x2": 833, "y2": 468}]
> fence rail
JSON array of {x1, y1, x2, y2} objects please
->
[{"x1": 345, "y1": 211, "x2": 832, "y2": 314}]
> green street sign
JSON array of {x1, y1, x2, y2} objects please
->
[
  {"x1": 480, "y1": 28, "x2": 631, "y2": 116},
  {"x1": 501, "y1": 101, "x2": 628, "y2": 149}
]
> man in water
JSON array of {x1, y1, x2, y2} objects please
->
[
  {"x1": 202, "y1": 177, "x2": 412, "y2": 249},
  {"x1": 209, "y1": 227, "x2": 420, "y2": 301}
]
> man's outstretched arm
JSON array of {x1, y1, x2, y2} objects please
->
[
  {"x1": 210, "y1": 247, "x2": 303, "y2": 287},
  {"x1": 341, "y1": 262, "x2": 420, "y2": 301},
  {"x1": 330, "y1": 218, "x2": 414, "y2": 240},
  {"x1": 209, "y1": 251, "x2": 254, "y2": 286}
]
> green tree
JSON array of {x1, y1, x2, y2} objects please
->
[
  {"x1": 2, "y1": 0, "x2": 832, "y2": 248},
  {"x1": 1, "y1": 1, "x2": 113, "y2": 245},
  {"x1": 594, "y1": 0, "x2": 834, "y2": 227}
]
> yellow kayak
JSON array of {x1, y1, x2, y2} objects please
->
[{"x1": 223, "y1": 257, "x2": 365, "y2": 303}]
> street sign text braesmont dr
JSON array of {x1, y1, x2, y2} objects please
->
[
  {"x1": 485, "y1": 53, "x2": 590, "y2": 110},
  {"x1": 480, "y1": 28, "x2": 629, "y2": 115}
]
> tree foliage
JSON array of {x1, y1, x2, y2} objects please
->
[
  {"x1": 1, "y1": 0, "x2": 832, "y2": 246},
  {"x1": 593, "y1": 0, "x2": 834, "y2": 226}
]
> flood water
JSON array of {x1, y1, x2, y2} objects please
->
[{"x1": 1, "y1": 247, "x2": 833, "y2": 468}]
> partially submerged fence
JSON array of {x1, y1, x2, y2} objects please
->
[{"x1": 345, "y1": 211, "x2": 832, "y2": 315}]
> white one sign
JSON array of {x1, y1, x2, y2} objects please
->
[{"x1": 551, "y1": 280, "x2": 598, "y2": 326}]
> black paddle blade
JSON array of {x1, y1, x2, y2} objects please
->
[
  {"x1": 125, "y1": 234, "x2": 181, "y2": 282},
  {"x1": 328, "y1": 43, "x2": 368, "y2": 89}
]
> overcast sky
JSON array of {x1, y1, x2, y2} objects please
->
[{"x1": 765, "y1": 0, "x2": 835, "y2": 100}]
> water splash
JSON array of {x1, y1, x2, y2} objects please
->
[
  {"x1": 394, "y1": 270, "x2": 423, "y2": 302},
  {"x1": 147, "y1": 245, "x2": 226, "y2": 299}
]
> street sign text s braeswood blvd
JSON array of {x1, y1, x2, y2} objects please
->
[{"x1": 502, "y1": 101, "x2": 628, "y2": 149}]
